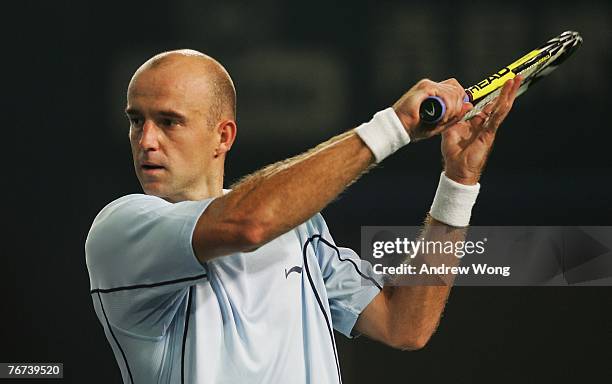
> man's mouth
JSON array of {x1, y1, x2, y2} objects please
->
[
  {"x1": 141, "y1": 163, "x2": 165, "y2": 173},
  {"x1": 142, "y1": 164, "x2": 164, "y2": 170}
]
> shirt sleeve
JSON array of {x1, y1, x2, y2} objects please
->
[
  {"x1": 309, "y1": 214, "x2": 383, "y2": 338},
  {"x1": 85, "y1": 194, "x2": 213, "y2": 337}
]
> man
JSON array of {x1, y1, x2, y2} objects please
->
[{"x1": 86, "y1": 49, "x2": 521, "y2": 383}]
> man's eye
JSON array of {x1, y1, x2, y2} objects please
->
[
  {"x1": 129, "y1": 117, "x2": 143, "y2": 126},
  {"x1": 161, "y1": 118, "x2": 177, "y2": 127}
]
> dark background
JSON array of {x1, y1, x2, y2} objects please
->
[{"x1": 3, "y1": 0, "x2": 611, "y2": 383}]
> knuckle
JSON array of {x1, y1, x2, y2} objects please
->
[
  {"x1": 418, "y1": 79, "x2": 435, "y2": 89},
  {"x1": 446, "y1": 77, "x2": 463, "y2": 88}
]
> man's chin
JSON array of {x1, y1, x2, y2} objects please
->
[{"x1": 141, "y1": 181, "x2": 171, "y2": 199}]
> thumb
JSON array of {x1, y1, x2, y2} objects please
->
[{"x1": 460, "y1": 102, "x2": 473, "y2": 117}]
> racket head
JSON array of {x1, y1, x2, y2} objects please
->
[{"x1": 463, "y1": 30, "x2": 583, "y2": 121}]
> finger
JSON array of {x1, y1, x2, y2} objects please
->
[
  {"x1": 440, "y1": 77, "x2": 469, "y2": 99},
  {"x1": 442, "y1": 86, "x2": 469, "y2": 123},
  {"x1": 507, "y1": 74, "x2": 522, "y2": 104},
  {"x1": 445, "y1": 79, "x2": 469, "y2": 116},
  {"x1": 487, "y1": 78, "x2": 517, "y2": 131},
  {"x1": 461, "y1": 101, "x2": 474, "y2": 114},
  {"x1": 461, "y1": 100, "x2": 496, "y2": 137},
  {"x1": 499, "y1": 77, "x2": 516, "y2": 104},
  {"x1": 441, "y1": 77, "x2": 464, "y2": 93},
  {"x1": 469, "y1": 110, "x2": 488, "y2": 127},
  {"x1": 469, "y1": 99, "x2": 496, "y2": 127},
  {"x1": 441, "y1": 77, "x2": 470, "y2": 109},
  {"x1": 498, "y1": 75, "x2": 521, "y2": 108}
]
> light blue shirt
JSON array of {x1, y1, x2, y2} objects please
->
[{"x1": 86, "y1": 194, "x2": 382, "y2": 383}]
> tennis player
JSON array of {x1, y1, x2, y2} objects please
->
[{"x1": 86, "y1": 49, "x2": 521, "y2": 383}]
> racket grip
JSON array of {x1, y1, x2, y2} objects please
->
[
  {"x1": 419, "y1": 95, "x2": 470, "y2": 125},
  {"x1": 419, "y1": 96, "x2": 445, "y2": 124}
]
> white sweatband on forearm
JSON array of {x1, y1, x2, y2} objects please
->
[
  {"x1": 430, "y1": 172, "x2": 480, "y2": 227},
  {"x1": 354, "y1": 107, "x2": 411, "y2": 162}
]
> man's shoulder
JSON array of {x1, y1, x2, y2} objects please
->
[
  {"x1": 93, "y1": 194, "x2": 164, "y2": 222},
  {"x1": 85, "y1": 194, "x2": 170, "y2": 268},
  {"x1": 87, "y1": 194, "x2": 163, "y2": 242},
  {"x1": 102, "y1": 193, "x2": 162, "y2": 211}
]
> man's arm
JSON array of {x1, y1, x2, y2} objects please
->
[
  {"x1": 354, "y1": 215, "x2": 466, "y2": 350},
  {"x1": 193, "y1": 130, "x2": 374, "y2": 260},
  {"x1": 193, "y1": 79, "x2": 470, "y2": 262},
  {"x1": 354, "y1": 76, "x2": 523, "y2": 350}
]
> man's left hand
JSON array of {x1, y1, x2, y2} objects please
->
[{"x1": 442, "y1": 76, "x2": 522, "y2": 185}]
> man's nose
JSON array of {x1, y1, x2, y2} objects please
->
[{"x1": 139, "y1": 121, "x2": 160, "y2": 151}]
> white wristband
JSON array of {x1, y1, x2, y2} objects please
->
[
  {"x1": 355, "y1": 108, "x2": 411, "y2": 162},
  {"x1": 430, "y1": 172, "x2": 480, "y2": 227}
]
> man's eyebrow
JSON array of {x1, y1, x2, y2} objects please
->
[
  {"x1": 124, "y1": 108, "x2": 187, "y2": 120},
  {"x1": 157, "y1": 109, "x2": 187, "y2": 120}
]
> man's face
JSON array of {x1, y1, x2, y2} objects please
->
[{"x1": 126, "y1": 61, "x2": 219, "y2": 201}]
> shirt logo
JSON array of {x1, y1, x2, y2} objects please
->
[{"x1": 285, "y1": 266, "x2": 303, "y2": 278}]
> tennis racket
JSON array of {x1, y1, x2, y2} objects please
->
[{"x1": 419, "y1": 30, "x2": 583, "y2": 124}]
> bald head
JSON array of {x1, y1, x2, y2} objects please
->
[
  {"x1": 127, "y1": 49, "x2": 238, "y2": 201},
  {"x1": 130, "y1": 49, "x2": 236, "y2": 124}
]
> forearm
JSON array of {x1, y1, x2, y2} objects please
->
[
  {"x1": 355, "y1": 77, "x2": 517, "y2": 351},
  {"x1": 227, "y1": 130, "x2": 375, "y2": 233},
  {"x1": 382, "y1": 215, "x2": 466, "y2": 349},
  {"x1": 381, "y1": 79, "x2": 520, "y2": 345},
  {"x1": 197, "y1": 129, "x2": 375, "y2": 260}
]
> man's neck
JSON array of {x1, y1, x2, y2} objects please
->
[{"x1": 161, "y1": 176, "x2": 225, "y2": 203}]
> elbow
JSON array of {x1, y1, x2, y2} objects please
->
[
  {"x1": 387, "y1": 331, "x2": 432, "y2": 351},
  {"x1": 240, "y1": 222, "x2": 268, "y2": 250},
  {"x1": 194, "y1": 190, "x2": 284, "y2": 261},
  {"x1": 210, "y1": 192, "x2": 281, "y2": 252},
  {"x1": 193, "y1": 204, "x2": 271, "y2": 261},
  {"x1": 406, "y1": 333, "x2": 431, "y2": 351},
  {"x1": 230, "y1": 209, "x2": 273, "y2": 250},
  {"x1": 232, "y1": 204, "x2": 279, "y2": 250}
]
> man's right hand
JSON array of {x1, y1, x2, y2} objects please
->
[{"x1": 392, "y1": 78, "x2": 473, "y2": 141}]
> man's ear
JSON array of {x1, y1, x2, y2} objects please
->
[{"x1": 215, "y1": 120, "x2": 237, "y2": 158}]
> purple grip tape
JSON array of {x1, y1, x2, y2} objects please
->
[{"x1": 419, "y1": 95, "x2": 470, "y2": 124}]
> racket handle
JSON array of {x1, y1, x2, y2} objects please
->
[
  {"x1": 419, "y1": 96, "x2": 445, "y2": 124},
  {"x1": 419, "y1": 95, "x2": 470, "y2": 125}
]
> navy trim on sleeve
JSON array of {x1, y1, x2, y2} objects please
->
[
  {"x1": 96, "y1": 291, "x2": 134, "y2": 384},
  {"x1": 312, "y1": 234, "x2": 382, "y2": 290},
  {"x1": 90, "y1": 273, "x2": 208, "y2": 294}
]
